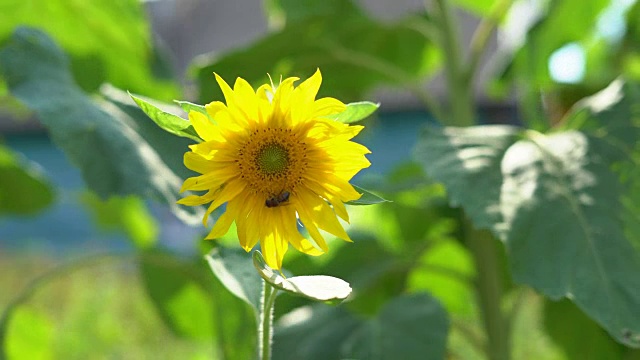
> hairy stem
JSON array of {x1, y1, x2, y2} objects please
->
[
  {"x1": 433, "y1": 0, "x2": 475, "y2": 127},
  {"x1": 259, "y1": 281, "x2": 278, "y2": 360},
  {"x1": 465, "y1": 220, "x2": 510, "y2": 360}
]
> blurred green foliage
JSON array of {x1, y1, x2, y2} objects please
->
[
  {"x1": 0, "y1": 0, "x2": 178, "y2": 100},
  {"x1": 0, "y1": 144, "x2": 53, "y2": 215},
  {"x1": 2, "y1": 0, "x2": 640, "y2": 359}
]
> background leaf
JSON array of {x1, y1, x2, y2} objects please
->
[
  {"x1": 346, "y1": 185, "x2": 390, "y2": 206},
  {"x1": 450, "y1": 0, "x2": 498, "y2": 16},
  {"x1": 130, "y1": 94, "x2": 201, "y2": 142},
  {"x1": 4, "y1": 307, "x2": 54, "y2": 360},
  {"x1": 273, "y1": 293, "x2": 449, "y2": 360},
  {"x1": 327, "y1": 101, "x2": 379, "y2": 124},
  {"x1": 414, "y1": 79, "x2": 640, "y2": 347},
  {"x1": 0, "y1": 27, "x2": 201, "y2": 223},
  {"x1": 0, "y1": 0, "x2": 178, "y2": 99},
  {"x1": 501, "y1": 130, "x2": 640, "y2": 347},
  {"x1": 138, "y1": 251, "x2": 215, "y2": 339},
  {"x1": 205, "y1": 246, "x2": 263, "y2": 313},
  {"x1": 413, "y1": 125, "x2": 521, "y2": 230},
  {"x1": 0, "y1": 144, "x2": 54, "y2": 215},
  {"x1": 80, "y1": 192, "x2": 158, "y2": 249},
  {"x1": 544, "y1": 299, "x2": 628, "y2": 359},
  {"x1": 192, "y1": 0, "x2": 440, "y2": 104},
  {"x1": 253, "y1": 251, "x2": 352, "y2": 303}
]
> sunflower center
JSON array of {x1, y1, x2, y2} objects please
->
[
  {"x1": 256, "y1": 143, "x2": 289, "y2": 174},
  {"x1": 236, "y1": 126, "x2": 309, "y2": 199}
]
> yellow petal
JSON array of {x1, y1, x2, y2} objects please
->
[
  {"x1": 312, "y1": 97, "x2": 346, "y2": 119},
  {"x1": 290, "y1": 69, "x2": 322, "y2": 123},
  {"x1": 271, "y1": 76, "x2": 298, "y2": 124},
  {"x1": 296, "y1": 208, "x2": 329, "y2": 252},
  {"x1": 176, "y1": 190, "x2": 216, "y2": 206},
  {"x1": 202, "y1": 180, "x2": 245, "y2": 225},
  {"x1": 233, "y1": 77, "x2": 259, "y2": 121},
  {"x1": 242, "y1": 200, "x2": 263, "y2": 251},
  {"x1": 299, "y1": 180, "x2": 350, "y2": 222},
  {"x1": 183, "y1": 152, "x2": 216, "y2": 174},
  {"x1": 297, "y1": 188, "x2": 351, "y2": 241},
  {"x1": 259, "y1": 213, "x2": 289, "y2": 270},
  {"x1": 214, "y1": 73, "x2": 236, "y2": 108},
  {"x1": 279, "y1": 206, "x2": 323, "y2": 256},
  {"x1": 205, "y1": 101, "x2": 226, "y2": 122},
  {"x1": 189, "y1": 111, "x2": 222, "y2": 142},
  {"x1": 255, "y1": 83, "x2": 271, "y2": 101},
  {"x1": 205, "y1": 210, "x2": 234, "y2": 239},
  {"x1": 180, "y1": 168, "x2": 235, "y2": 192}
]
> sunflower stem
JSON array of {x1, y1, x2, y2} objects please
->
[
  {"x1": 259, "y1": 280, "x2": 278, "y2": 360},
  {"x1": 431, "y1": 0, "x2": 512, "y2": 358}
]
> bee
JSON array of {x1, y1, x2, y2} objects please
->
[{"x1": 265, "y1": 191, "x2": 290, "y2": 208}]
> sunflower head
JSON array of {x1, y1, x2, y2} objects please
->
[{"x1": 178, "y1": 69, "x2": 371, "y2": 269}]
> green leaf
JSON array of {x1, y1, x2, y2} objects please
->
[
  {"x1": 407, "y1": 240, "x2": 476, "y2": 316},
  {"x1": 414, "y1": 105, "x2": 640, "y2": 347},
  {"x1": 99, "y1": 85, "x2": 196, "y2": 182},
  {"x1": 0, "y1": 144, "x2": 54, "y2": 215},
  {"x1": 450, "y1": 0, "x2": 498, "y2": 16},
  {"x1": 205, "y1": 246, "x2": 263, "y2": 312},
  {"x1": 0, "y1": 0, "x2": 178, "y2": 99},
  {"x1": 80, "y1": 192, "x2": 158, "y2": 249},
  {"x1": 544, "y1": 299, "x2": 626, "y2": 359},
  {"x1": 253, "y1": 251, "x2": 352, "y2": 303},
  {"x1": 192, "y1": 3, "x2": 440, "y2": 104},
  {"x1": 264, "y1": 0, "x2": 364, "y2": 27},
  {"x1": 0, "y1": 27, "x2": 201, "y2": 223},
  {"x1": 130, "y1": 93, "x2": 201, "y2": 142},
  {"x1": 5, "y1": 307, "x2": 54, "y2": 360},
  {"x1": 327, "y1": 101, "x2": 379, "y2": 124},
  {"x1": 501, "y1": 130, "x2": 640, "y2": 348},
  {"x1": 273, "y1": 293, "x2": 449, "y2": 360},
  {"x1": 347, "y1": 184, "x2": 390, "y2": 206},
  {"x1": 174, "y1": 100, "x2": 210, "y2": 119},
  {"x1": 281, "y1": 235, "x2": 411, "y2": 316},
  {"x1": 413, "y1": 125, "x2": 522, "y2": 230},
  {"x1": 138, "y1": 251, "x2": 215, "y2": 339}
]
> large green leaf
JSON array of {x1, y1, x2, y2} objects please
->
[
  {"x1": 0, "y1": 144, "x2": 54, "y2": 215},
  {"x1": 413, "y1": 125, "x2": 522, "y2": 230},
  {"x1": 192, "y1": 0, "x2": 440, "y2": 104},
  {"x1": 273, "y1": 293, "x2": 449, "y2": 360},
  {"x1": 407, "y1": 240, "x2": 476, "y2": 316},
  {"x1": 130, "y1": 94, "x2": 201, "y2": 142},
  {"x1": 414, "y1": 80, "x2": 640, "y2": 346},
  {"x1": 501, "y1": 130, "x2": 640, "y2": 347},
  {"x1": 0, "y1": 27, "x2": 200, "y2": 223},
  {"x1": 138, "y1": 251, "x2": 215, "y2": 339},
  {"x1": 0, "y1": 0, "x2": 177, "y2": 99},
  {"x1": 205, "y1": 246, "x2": 263, "y2": 313},
  {"x1": 253, "y1": 251, "x2": 352, "y2": 303},
  {"x1": 264, "y1": 0, "x2": 364, "y2": 26},
  {"x1": 544, "y1": 299, "x2": 628, "y2": 359}
]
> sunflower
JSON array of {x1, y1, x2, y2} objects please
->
[{"x1": 178, "y1": 69, "x2": 371, "y2": 269}]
